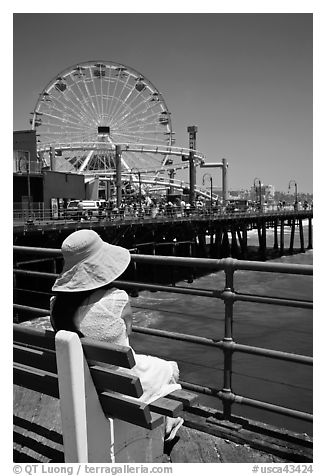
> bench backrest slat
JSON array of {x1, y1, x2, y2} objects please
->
[
  {"x1": 89, "y1": 365, "x2": 143, "y2": 398},
  {"x1": 13, "y1": 325, "x2": 142, "y2": 401},
  {"x1": 99, "y1": 391, "x2": 164, "y2": 430},
  {"x1": 81, "y1": 338, "x2": 135, "y2": 368},
  {"x1": 14, "y1": 344, "x2": 57, "y2": 374},
  {"x1": 14, "y1": 363, "x2": 59, "y2": 398},
  {"x1": 14, "y1": 325, "x2": 55, "y2": 351},
  {"x1": 13, "y1": 324, "x2": 136, "y2": 369}
]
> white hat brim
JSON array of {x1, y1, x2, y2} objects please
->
[{"x1": 52, "y1": 242, "x2": 130, "y2": 292}]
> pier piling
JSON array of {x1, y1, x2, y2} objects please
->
[
  {"x1": 273, "y1": 218, "x2": 279, "y2": 250},
  {"x1": 299, "y1": 219, "x2": 305, "y2": 253},
  {"x1": 289, "y1": 219, "x2": 295, "y2": 254},
  {"x1": 280, "y1": 220, "x2": 285, "y2": 255}
]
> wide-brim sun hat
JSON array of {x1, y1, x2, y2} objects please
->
[{"x1": 52, "y1": 229, "x2": 131, "y2": 292}]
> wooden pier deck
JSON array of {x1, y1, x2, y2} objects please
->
[
  {"x1": 165, "y1": 426, "x2": 288, "y2": 463},
  {"x1": 14, "y1": 385, "x2": 290, "y2": 464}
]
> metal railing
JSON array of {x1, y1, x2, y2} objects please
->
[
  {"x1": 13, "y1": 247, "x2": 313, "y2": 425},
  {"x1": 13, "y1": 204, "x2": 312, "y2": 226}
]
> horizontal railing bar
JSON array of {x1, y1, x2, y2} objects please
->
[
  {"x1": 13, "y1": 269, "x2": 312, "y2": 309},
  {"x1": 14, "y1": 304, "x2": 49, "y2": 315},
  {"x1": 235, "y1": 292, "x2": 313, "y2": 309},
  {"x1": 133, "y1": 255, "x2": 313, "y2": 275},
  {"x1": 233, "y1": 394, "x2": 313, "y2": 422},
  {"x1": 13, "y1": 305, "x2": 312, "y2": 365},
  {"x1": 179, "y1": 381, "x2": 312, "y2": 421},
  {"x1": 14, "y1": 269, "x2": 59, "y2": 279},
  {"x1": 13, "y1": 247, "x2": 313, "y2": 276},
  {"x1": 15, "y1": 258, "x2": 57, "y2": 266},
  {"x1": 132, "y1": 326, "x2": 312, "y2": 365},
  {"x1": 234, "y1": 260, "x2": 313, "y2": 275},
  {"x1": 14, "y1": 246, "x2": 63, "y2": 257},
  {"x1": 227, "y1": 342, "x2": 312, "y2": 365},
  {"x1": 13, "y1": 269, "x2": 218, "y2": 298},
  {"x1": 108, "y1": 280, "x2": 218, "y2": 298}
]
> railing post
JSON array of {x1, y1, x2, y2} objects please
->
[{"x1": 221, "y1": 258, "x2": 235, "y2": 420}]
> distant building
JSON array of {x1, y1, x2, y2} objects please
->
[
  {"x1": 13, "y1": 130, "x2": 41, "y2": 174},
  {"x1": 13, "y1": 130, "x2": 85, "y2": 215}
]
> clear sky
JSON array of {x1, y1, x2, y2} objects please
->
[{"x1": 13, "y1": 12, "x2": 313, "y2": 193}]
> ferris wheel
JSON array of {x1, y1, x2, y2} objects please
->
[{"x1": 31, "y1": 60, "x2": 176, "y2": 174}]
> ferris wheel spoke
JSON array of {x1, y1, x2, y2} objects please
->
[
  {"x1": 127, "y1": 91, "x2": 161, "y2": 119},
  {"x1": 107, "y1": 73, "x2": 133, "y2": 123},
  {"x1": 109, "y1": 86, "x2": 136, "y2": 126},
  {"x1": 40, "y1": 122, "x2": 90, "y2": 135},
  {"x1": 109, "y1": 75, "x2": 143, "y2": 125},
  {"x1": 112, "y1": 131, "x2": 163, "y2": 144},
  {"x1": 112, "y1": 104, "x2": 153, "y2": 132},
  {"x1": 49, "y1": 85, "x2": 93, "y2": 125},
  {"x1": 39, "y1": 112, "x2": 84, "y2": 130},
  {"x1": 40, "y1": 112, "x2": 93, "y2": 133},
  {"x1": 99, "y1": 69, "x2": 105, "y2": 122},
  {"x1": 63, "y1": 80, "x2": 99, "y2": 125},
  {"x1": 89, "y1": 71, "x2": 102, "y2": 121},
  {"x1": 122, "y1": 111, "x2": 162, "y2": 130},
  {"x1": 41, "y1": 98, "x2": 90, "y2": 129},
  {"x1": 118, "y1": 122, "x2": 163, "y2": 135},
  {"x1": 63, "y1": 82, "x2": 100, "y2": 126},
  {"x1": 81, "y1": 74, "x2": 101, "y2": 122},
  {"x1": 106, "y1": 70, "x2": 124, "y2": 121},
  {"x1": 85, "y1": 65, "x2": 101, "y2": 120},
  {"x1": 114, "y1": 109, "x2": 162, "y2": 134},
  {"x1": 113, "y1": 99, "x2": 162, "y2": 131},
  {"x1": 114, "y1": 98, "x2": 147, "y2": 128},
  {"x1": 72, "y1": 79, "x2": 101, "y2": 124},
  {"x1": 104, "y1": 67, "x2": 114, "y2": 122}
]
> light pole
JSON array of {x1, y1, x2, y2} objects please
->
[
  {"x1": 254, "y1": 177, "x2": 262, "y2": 210},
  {"x1": 288, "y1": 180, "x2": 298, "y2": 209},
  {"x1": 187, "y1": 125, "x2": 198, "y2": 206},
  {"x1": 203, "y1": 173, "x2": 213, "y2": 210}
]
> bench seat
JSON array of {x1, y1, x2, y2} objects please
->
[{"x1": 13, "y1": 324, "x2": 198, "y2": 462}]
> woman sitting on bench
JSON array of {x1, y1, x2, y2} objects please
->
[{"x1": 50, "y1": 229, "x2": 183, "y2": 442}]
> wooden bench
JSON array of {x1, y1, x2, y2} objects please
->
[{"x1": 13, "y1": 324, "x2": 197, "y2": 463}]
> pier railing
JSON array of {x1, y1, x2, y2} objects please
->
[
  {"x1": 13, "y1": 247, "x2": 313, "y2": 427},
  {"x1": 13, "y1": 204, "x2": 312, "y2": 226}
]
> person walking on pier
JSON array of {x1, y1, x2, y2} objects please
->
[{"x1": 50, "y1": 229, "x2": 183, "y2": 442}]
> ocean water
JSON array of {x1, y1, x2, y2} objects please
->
[{"x1": 129, "y1": 221, "x2": 313, "y2": 435}]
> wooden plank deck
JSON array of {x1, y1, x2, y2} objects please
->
[
  {"x1": 13, "y1": 385, "x2": 293, "y2": 464},
  {"x1": 165, "y1": 426, "x2": 287, "y2": 463}
]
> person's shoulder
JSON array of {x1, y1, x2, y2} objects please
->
[{"x1": 103, "y1": 287, "x2": 129, "y2": 299}]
